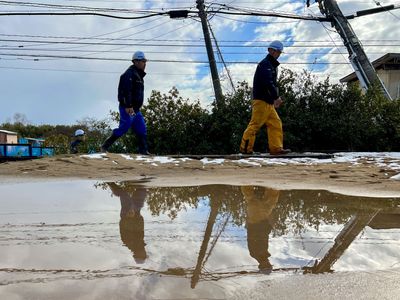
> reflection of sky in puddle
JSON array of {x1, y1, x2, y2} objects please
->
[{"x1": 0, "y1": 181, "x2": 399, "y2": 299}]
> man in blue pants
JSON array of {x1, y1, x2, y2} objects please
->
[
  {"x1": 107, "y1": 182, "x2": 148, "y2": 264},
  {"x1": 101, "y1": 51, "x2": 150, "y2": 155}
]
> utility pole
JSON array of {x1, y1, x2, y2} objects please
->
[
  {"x1": 196, "y1": 0, "x2": 224, "y2": 106},
  {"x1": 304, "y1": 210, "x2": 379, "y2": 274},
  {"x1": 319, "y1": 0, "x2": 392, "y2": 99}
]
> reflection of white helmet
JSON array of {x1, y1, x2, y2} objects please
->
[{"x1": 74, "y1": 129, "x2": 85, "y2": 137}]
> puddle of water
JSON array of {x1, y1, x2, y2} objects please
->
[{"x1": 0, "y1": 181, "x2": 399, "y2": 299}]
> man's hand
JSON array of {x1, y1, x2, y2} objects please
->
[
  {"x1": 125, "y1": 107, "x2": 135, "y2": 116},
  {"x1": 125, "y1": 209, "x2": 137, "y2": 218},
  {"x1": 274, "y1": 97, "x2": 283, "y2": 108}
]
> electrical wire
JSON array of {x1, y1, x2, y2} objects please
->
[
  {"x1": 0, "y1": 0, "x2": 194, "y2": 12},
  {"x1": 0, "y1": 11, "x2": 169, "y2": 19},
  {"x1": 306, "y1": 5, "x2": 349, "y2": 67},
  {"x1": 14, "y1": 16, "x2": 165, "y2": 50},
  {"x1": 3, "y1": 38, "x2": 399, "y2": 47},
  {"x1": 214, "y1": 13, "x2": 301, "y2": 24},
  {"x1": 0, "y1": 47, "x2": 391, "y2": 56},
  {"x1": 373, "y1": 0, "x2": 400, "y2": 20},
  {"x1": 74, "y1": 19, "x2": 196, "y2": 60},
  {"x1": 2, "y1": 33, "x2": 399, "y2": 43},
  {"x1": 0, "y1": 52, "x2": 352, "y2": 64},
  {"x1": 208, "y1": 18, "x2": 236, "y2": 92}
]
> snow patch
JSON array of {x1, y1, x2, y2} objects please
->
[
  {"x1": 390, "y1": 173, "x2": 400, "y2": 181},
  {"x1": 200, "y1": 158, "x2": 225, "y2": 165},
  {"x1": 81, "y1": 152, "x2": 400, "y2": 174},
  {"x1": 120, "y1": 154, "x2": 133, "y2": 160},
  {"x1": 80, "y1": 153, "x2": 108, "y2": 160}
]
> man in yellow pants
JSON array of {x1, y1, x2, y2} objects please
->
[
  {"x1": 240, "y1": 40, "x2": 290, "y2": 155},
  {"x1": 241, "y1": 186, "x2": 280, "y2": 273}
]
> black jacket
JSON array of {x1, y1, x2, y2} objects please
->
[
  {"x1": 117, "y1": 65, "x2": 146, "y2": 112},
  {"x1": 252, "y1": 54, "x2": 280, "y2": 104}
]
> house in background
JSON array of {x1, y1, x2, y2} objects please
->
[
  {"x1": 0, "y1": 129, "x2": 18, "y2": 144},
  {"x1": 340, "y1": 53, "x2": 400, "y2": 100}
]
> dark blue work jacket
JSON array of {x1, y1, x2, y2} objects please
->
[
  {"x1": 252, "y1": 54, "x2": 280, "y2": 104},
  {"x1": 117, "y1": 65, "x2": 146, "y2": 112}
]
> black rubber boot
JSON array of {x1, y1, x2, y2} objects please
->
[
  {"x1": 101, "y1": 134, "x2": 119, "y2": 152},
  {"x1": 137, "y1": 135, "x2": 150, "y2": 155}
]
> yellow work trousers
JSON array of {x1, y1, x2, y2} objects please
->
[{"x1": 240, "y1": 99, "x2": 283, "y2": 154}]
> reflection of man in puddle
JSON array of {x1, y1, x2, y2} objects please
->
[
  {"x1": 241, "y1": 186, "x2": 280, "y2": 273},
  {"x1": 107, "y1": 182, "x2": 147, "y2": 264}
]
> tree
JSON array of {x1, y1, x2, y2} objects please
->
[
  {"x1": 142, "y1": 87, "x2": 209, "y2": 154},
  {"x1": 43, "y1": 134, "x2": 70, "y2": 154},
  {"x1": 207, "y1": 81, "x2": 253, "y2": 154}
]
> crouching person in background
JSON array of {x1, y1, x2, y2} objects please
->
[{"x1": 70, "y1": 129, "x2": 86, "y2": 154}]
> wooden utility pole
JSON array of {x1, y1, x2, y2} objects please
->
[
  {"x1": 190, "y1": 200, "x2": 219, "y2": 289},
  {"x1": 320, "y1": 0, "x2": 392, "y2": 99},
  {"x1": 304, "y1": 210, "x2": 379, "y2": 274},
  {"x1": 196, "y1": 0, "x2": 224, "y2": 106}
]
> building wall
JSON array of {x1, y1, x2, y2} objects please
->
[
  {"x1": 348, "y1": 69, "x2": 400, "y2": 99},
  {"x1": 378, "y1": 69, "x2": 400, "y2": 99},
  {"x1": 0, "y1": 132, "x2": 18, "y2": 144},
  {"x1": 8, "y1": 135, "x2": 18, "y2": 143}
]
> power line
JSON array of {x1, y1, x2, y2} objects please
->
[
  {"x1": 0, "y1": 0, "x2": 194, "y2": 12},
  {"x1": 208, "y1": 18, "x2": 235, "y2": 92},
  {"x1": 0, "y1": 11, "x2": 169, "y2": 19},
  {"x1": 0, "y1": 3, "x2": 328, "y2": 21},
  {"x1": 373, "y1": 0, "x2": 400, "y2": 20},
  {"x1": 0, "y1": 52, "x2": 352, "y2": 64},
  {"x1": 72, "y1": 19, "x2": 195, "y2": 60},
  {"x1": 15, "y1": 17, "x2": 166, "y2": 50},
  {"x1": 1, "y1": 46, "x2": 392, "y2": 55},
  {"x1": 2, "y1": 38, "x2": 399, "y2": 47},
  {"x1": 0, "y1": 65, "x2": 360, "y2": 77},
  {"x1": 2, "y1": 33, "x2": 400, "y2": 43},
  {"x1": 1, "y1": 1, "x2": 398, "y2": 20},
  {"x1": 214, "y1": 14, "x2": 301, "y2": 24},
  {"x1": 306, "y1": 5, "x2": 348, "y2": 65}
]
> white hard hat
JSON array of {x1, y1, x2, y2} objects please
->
[
  {"x1": 132, "y1": 51, "x2": 147, "y2": 61},
  {"x1": 268, "y1": 40, "x2": 284, "y2": 52},
  {"x1": 74, "y1": 129, "x2": 85, "y2": 137}
]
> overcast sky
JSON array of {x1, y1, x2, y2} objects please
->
[{"x1": 0, "y1": 0, "x2": 399, "y2": 125}]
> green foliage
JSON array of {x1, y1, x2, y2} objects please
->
[
  {"x1": 278, "y1": 69, "x2": 400, "y2": 151},
  {"x1": 43, "y1": 134, "x2": 70, "y2": 154},
  {"x1": 206, "y1": 81, "x2": 253, "y2": 154},
  {"x1": 76, "y1": 117, "x2": 111, "y2": 153},
  {"x1": 142, "y1": 87, "x2": 209, "y2": 154}
]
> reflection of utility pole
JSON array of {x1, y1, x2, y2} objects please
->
[
  {"x1": 196, "y1": 0, "x2": 224, "y2": 106},
  {"x1": 319, "y1": 0, "x2": 392, "y2": 99},
  {"x1": 191, "y1": 200, "x2": 219, "y2": 288},
  {"x1": 305, "y1": 210, "x2": 379, "y2": 274}
]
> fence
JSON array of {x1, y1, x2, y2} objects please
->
[{"x1": 0, "y1": 144, "x2": 54, "y2": 158}]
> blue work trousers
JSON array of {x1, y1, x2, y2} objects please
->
[{"x1": 113, "y1": 105, "x2": 148, "y2": 154}]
